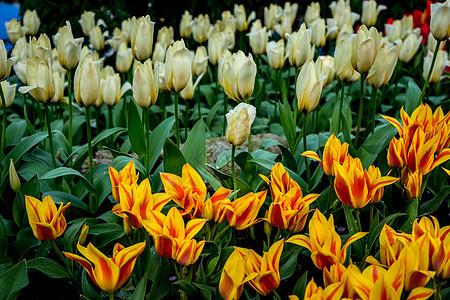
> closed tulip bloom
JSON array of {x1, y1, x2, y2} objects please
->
[
  {"x1": 351, "y1": 25, "x2": 378, "y2": 73},
  {"x1": 296, "y1": 59, "x2": 328, "y2": 114},
  {"x1": 361, "y1": 1, "x2": 387, "y2": 27},
  {"x1": 79, "y1": 11, "x2": 96, "y2": 37},
  {"x1": 13, "y1": 60, "x2": 27, "y2": 84},
  {"x1": 309, "y1": 18, "x2": 326, "y2": 48},
  {"x1": 397, "y1": 33, "x2": 422, "y2": 63},
  {"x1": 157, "y1": 26, "x2": 174, "y2": 45},
  {"x1": 152, "y1": 42, "x2": 167, "y2": 64},
  {"x1": 430, "y1": 1, "x2": 450, "y2": 41},
  {"x1": 18, "y1": 56, "x2": 55, "y2": 103},
  {"x1": 208, "y1": 33, "x2": 226, "y2": 65},
  {"x1": 427, "y1": 33, "x2": 445, "y2": 53},
  {"x1": 266, "y1": 40, "x2": 285, "y2": 70},
  {"x1": 387, "y1": 137, "x2": 406, "y2": 168},
  {"x1": 0, "y1": 81, "x2": 16, "y2": 108},
  {"x1": 192, "y1": 14, "x2": 210, "y2": 44},
  {"x1": 180, "y1": 11, "x2": 193, "y2": 38},
  {"x1": 73, "y1": 56, "x2": 101, "y2": 107},
  {"x1": 101, "y1": 73, "x2": 128, "y2": 107},
  {"x1": 25, "y1": 195, "x2": 70, "y2": 240},
  {"x1": 334, "y1": 36, "x2": 360, "y2": 82},
  {"x1": 422, "y1": 50, "x2": 448, "y2": 84},
  {"x1": 234, "y1": 4, "x2": 255, "y2": 32},
  {"x1": 248, "y1": 21, "x2": 268, "y2": 55},
  {"x1": 54, "y1": 21, "x2": 84, "y2": 70},
  {"x1": 29, "y1": 34, "x2": 52, "y2": 63},
  {"x1": 318, "y1": 55, "x2": 335, "y2": 85},
  {"x1": 23, "y1": 10, "x2": 40, "y2": 36},
  {"x1": 218, "y1": 50, "x2": 232, "y2": 85},
  {"x1": 226, "y1": 191, "x2": 267, "y2": 230},
  {"x1": 222, "y1": 11, "x2": 237, "y2": 34},
  {"x1": 1, "y1": 41, "x2": 18, "y2": 81},
  {"x1": 274, "y1": 15, "x2": 292, "y2": 38},
  {"x1": 5, "y1": 19, "x2": 26, "y2": 44},
  {"x1": 264, "y1": 4, "x2": 282, "y2": 30},
  {"x1": 193, "y1": 46, "x2": 208, "y2": 76},
  {"x1": 116, "y1": 42, "x2": 133, "y2": 73},
  {"x1": 201, "y1": 187, "x2": 233, "y2": 223},
  {"x1": 64, "y1": 242, "x2": 145, "y2": 292},
  {"x1": 133, "y1": 59, "x2": 159, "y2": 108},
  {"x1": 385, "y1": 20, "x2": 402, "y2": 43},
  {"x1": 89, "y1": 26, "x2": 104, "y2": 51},
  {"x1": 305, "y1": 2, "x2": 321, "y2": 26},
  {"x1": 284, "y1": 2, "x2": 299, "y2": 25},
  {"x1": 107, "y1": 28, "x2": 127, "y2": 52},
  {"x1": 226, "y1": 102, "x2": 256, "y2": 146},
  {"x1": 9, "y1": 159, "x2": 20, "y2": 192},
  {"x1": 78, "y1": 224, "x2": 89, "y2": 246},
  {"x1": 403, "y1": 170, "x2": 423, "y2": 200},
  {"x1": 109, "y1": 160, "x2": 139, "y2": 202},
  {"x1": 164, "y1": 39, "x2": 193, "y2": 92},
  {"x1": 221, "y1": 51, "x2": 257, "y2": 102},
  {"x1": 304, "y1": 278, "x2": 344, "y2": 300},
  {"x1": 366, "y1": 42, "x2": 399, "y2": 88},
  {"x1": 130, "y1": 15, "x2": 155, "y2": 62},
  {"x1": 51, "y1": 71, "x2": 67, "y2": 103},
  {"x1": 11, "y1": 37, "x2": 28, "y2": 61}
]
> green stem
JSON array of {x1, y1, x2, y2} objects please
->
[
  {"x1": 371, "y1": 88, "x2": 378, "y2": 134},
  {"x1": 44, "y1": 103, "x2": 57, "y2": 168},
  {"x1": 109, "y1": 291, "x2": 114, "y2": 300},
  {"x1": 0, "y1": 83, "x2": 7, "y2": 160},
  {"x1": 174, "y1": 93, "x2": 180, "y2": 148},
  {"x1": 144, "y1": 107, "x2": 151, "y2": 178},
  {"x1": 108, "y1": 105, "x2": 113, "y2": 145},
  {"x1": 435, "y1": 278, "x2": 442, "y2": 300},
  {"x1": 85, "y1": 106, "x2": 94, "y2": 184},
  {"x1": 244, "y1": 99, "x2": 252, "y2": 153},
  {"x1": 67, "y1": 70, "x2": 73, "y2": 155},
  {"x1": 50, "y1": 240, "x2": 69, "y2": 270},
  {"x1": 354, "y1": 74, "x2": 365, "y2": 148},
  {"x1": 418, "y1": 40, "x2": 442, "y2": 106},
  {"x1": 355, "y1": 208, "x2": 362, "y2": 232},
  {"x1": 338, "y1": 80, "x2": 345, "y2": 133},
  {"x1": 272, "y1": 290, "x2": 282, "y2": 300},
  {"x1": 210, "y1": 222, "x2": 218, "y2": 241},
  {"x1": 214, "y1": 225, "x2": 230, "y2": 242},
  {"x1": 302, "y1": 113, "x2": 310, "y2": 189},
  {"x1": 196, "y1": 84, "x2": 201, "y2": 119},
  {"x1": 184, "y1": 100, "x2": 189, "y2": 141},
  {"x1": 231, "y1": 145, "x2": 237, "y2": 194},
  {"x1": 293, "y1": 67, "x2": 299, "y2": 125}
]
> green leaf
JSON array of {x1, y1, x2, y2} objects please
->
[
  {"x1": 27, "y1": 257, "x2": 70, "y2": 279},
  {"x1": 279, "y1": 101, "x2": 296, "y2": 150},
  {"x1": 163, "y1": 139, "x2": 186, "y2": 176},
  {"x1": 147, "y1": 116, "x2": 175, "y2": 173},
  {"x1": 171, "y1": 280, "x2": 198, "y2": 298},
  {"x1": 64, "y1": 218, "x2": 88, "y2": 253},
  {"x1": 81, "y1": 270, "x2": 101, "y2": 300},
  {"x1": 182, "y1": 119, "x2": 206, "y2": 167},
  {"x1": 419, "y1": 186, "x2": 450, "y2": 216},
  {"x1": 42, "y1": 191, "x2": 90, "y2": 212},
  {"x1": 147, "y1": 245, "x2": 170, "y2": 300},
  {"x1": 0, "y1": 260, "x2": 29, "y2": 300},
  {"x1": 128, "y1": 100, "x2": 146, "y2": 156},
  {"x1": 356, "y1": 124, "x2": 397, "y2": 169},
  {"x1": 401, "y1": 197, "x2": 419, "y2": 232},
  {"x1": 0, "y1": 216, "x2": 7, "y2": 254},
  {"x1": 13, "y1": 228, "x2": 41, "y2": 259},
  {"x1": 199, "y1": 85, "x2": 216, "y2": 108},
  {"x1": 191, "y1": 162, "x2": 221, "y2": 191},
  {"x1": 130, "y1": 273, "x2": 147, "y2": 300},
  {"x1": 90, "y1": 223, "x2": 125, "y2": 248},
  {"x1": 280, "y1": 244, "x2": 300, "y2": 280},
  {"x1": 405, "y1": 79, "x2": 421, "y2": 114},
  {"x1": 6, "y1": 120, "x2": 27, "y2": 146},
  {"x1": 367, "y1": 212, "x2": 406, "y2": 253},
  {"x1": 40, "y1": 167, "x2": 95, "y2": 194},
  {"x1": 292, "y1": 271, "x2": 308, "y2": 299},
  {"x1": 342, "y1": 205, "x2": 364, "y2": 257}
]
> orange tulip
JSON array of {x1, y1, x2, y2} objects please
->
[
  {"x1": 109, "y1": 160, "x2": 139, "y2": 202},
  {"x1": 287, "y1": 209, "x2": 367, "y2": 270},
  {"x1": 25, "y1": 195, "x2": 70, "y2": 240},
  {"x1": 304, "y1": 278, "x2": 344, "y2": 300},
  {"x1": 302, "y1": 133, "x2": 349, "y2": 176},
  {"x1": 201, "y1": 187, "x2": 233, "y2": 223},
  {"x1": 142, "y1": 207, "x2": 207, "y2": 266},
  {"x1": 226, "y1": 191, "x2": 267, "y2": 230},
  {"x1": 63, "y1": 242, "x2": 145, "y2": 292},
  {"x1": 160, "y1": 163, "x2": 207, "y2": 218},
  {"x1": 112, "y1": 178, "x2": 171, "y2": 228}
]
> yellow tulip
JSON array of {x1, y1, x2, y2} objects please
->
[
  {"x1": 422, "y1": 50, "x2": 448, "y2": 84},
  {"x1": 23, "y1": 10, "x2": 40, "y2": 36},
  {"x1": 109, "y1": 160, "x2": 139, "y2": 202},
  {"x1": 286, "y1": 23, "x2": 314, "y2": 68},
  {"x1": 0, "y1": 81, "x2": 16, "y2": 108},
  {"x1": 164, "y1": 39, "x2": 193, "y2": 92},
  {"x1": 361, "y1": 0, "x2": 386, "y2": 27},
  {"x1": 403, "y1": 170, "x2": 423, "y2": 200},
  {"x1": 133, "y1": 59, "x2": 159, "y2": 108},
  {"x1": 201, "y1": 187, "x2": 233, "y2": 223},
  {"x1": 226, "y1": 191, "x2": 267, "y2": 230},
  {"x1": 54, "y1": 21, "x2": 84, "y2": 70},
  {"x1": 89, "y1": 26, "x2": 104, "y2": 51},
  {"x1": 296, "y1": 59, "x2": 328, "y2": 114},
  {"x1": 334, "y1": 36, "x2": 360, "y2": 82},
  {"x1": 18, "y1": 56, "x2": 55, "y2": 103},
  {"x1": 266, "y1": 40, "x2": 285, "y2": 70},
  {"x1": 366, "y1": 42, "x2": 399, "y2": 88},
  {"x1": 5, "y1": 18, "x2": 26, "y2": 44},
  {"x1": 430, "y1": 0, "x2": 450, "y2": 41},
  {"x1": 226, "y1": 102, "x2": 256, "y2": 146},
  {"x1": 131, "y1": 15, "x2": 155, "y2": 62},
  {"x1": 116, "y1": 42, "x2": 133, "y2": 73},
  {"x1": 304, "y1": 278, "x2": 344, "y2": 300},
  {"x1": 73, "y1": 55, "x2": 101, "y2": 107},
  {"x1": 179, "y1": 11, "x2": 193, "y2": 38}
]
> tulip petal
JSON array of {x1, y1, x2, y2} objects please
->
[
  {"x1": 301, "y1": 150, "x2": 322, "y2": 162},
  {"x1": 287, "y1": 234, "x2": 312, "y2": 251},
  {"x1": 407, "y1": 287, "x2": 436, "y2": 300}
]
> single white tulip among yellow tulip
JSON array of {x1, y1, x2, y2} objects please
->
[{"x1": 226, "y1": 103, "x2": 256, "y2": 146}]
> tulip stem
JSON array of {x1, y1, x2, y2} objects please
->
[
  {"x1": 231, "y1": 145, "x2": 237, "y2": 194},
  {"x1": 109, "y1": 292, "x2": 115, "y2": 300},
  {"x1": 174, "y1": 93, "x2": 180, "y2": 148},
  {"x1": 50, "y1": 240, "x2": 70, "y2": 272},
  {"x1": 44, "y1": 103, "x2": 57, "y2": 168},
  {"x1": 0, "y1": 84, "x2": 7, "y2": 160},
  {"x1": 85, "y1": 106, "x2": 94, "y2": 186},
  {"x1": 196, "y1": 84, "x2": 201, "y2": 119},
  {"x1": 214, "y1": 224, "x2": 230, "y2": 242},
  {"x1": 184, "y1": 100, "x2": 189, "y2": 141},
  {"x1": 108, "y1": 106, "x2": 113, "y2": 145},
  {"x1": 354, "y1": 209, "x2": 362, "y2": 232},
  {"x1": 435, "y1": 278, "x2": 442, "y2": 300},
  {"x1": 144, "y1": 107, "x2": 150, "y2": 178},
  {"x1": 67, "y1": 69, "x2": 73, "y2": 157},
  {"x1": 302, "y1": 113, "x2": 310, "y2": 190},
  {"x1": 338, "y1": 80, "x2": 345, "y2": 134},
  {"x1": 354, "y1": 74, "x2": 366, "y2": 148},
  {"x1": 172, "y1": 260, "x2": 182, "y2": 280},
  {"x1": 272, "y1": 290, "x2": 282, "y2": 300},
  {"x1": 371, "y1": 88, "x2": 378, "y2": 134},
  {"x1": 418, "y1": 40, "x2": 442, "y2": 107}
]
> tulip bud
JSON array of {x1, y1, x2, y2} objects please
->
[
  {"x1": 284, "y1": 2, "x2": 299, "y2": 26},
  {"x1": 318, "y1": 55, "x2": 335, "y2": 85},
  {"x1": 427, "y1": 33, "x2": 445, "y2": 53},
  {"x1": 387, "y1": 137, "x2": 406, "y2": 168},
  {"x1": 18, "y1": 56, "x2": 55, "y2": 103},
  {"x1": 123, "y1": 219, "x2": 132, "y2": 236},
  {"x1": 366, "y1": 42, "x2": 398, "y2": 88},
  {"x1": 29, "y1": 34, "x2": 52, "y2": 63},
  {"x1": 9, "y1": 159, "x2": 21, "y2": 192},
  {"x1": 79, "y1": 11, "x2": 96, "y2": 37},
  {"x1": 309, "y1": 18, "x2": 326, "y2": 47},
  {"x1": 234, "y1": 4, "x2": 255, "y2": 32},
  {"x1": 180, "y1": 11, "x2": 193, "y2": 38},
  {"x1": 192, "y1": 14, "x2": 210, "y2": 44},
  {"x1": 385, "y1": 20, "x2": 402, "y2": 43},
  {"x1": 266, "y1": 40, "x2": 285, "y2": 70},
  {"x1": 422, "y1": 50, "x2": 448, "y2": 84},
  {"x1": 78, "y1": 224, "x2": 89, "y2": 245},
  {"x1": 351, "y1": 25, "x2": 378, "y2": 73},
  {"x1": 264, "y1": 3, "x2": 281, "y2": 30},
  {"x1": 164, "y1": 40, "x2": 193, "y2": 92},
  {"x1": 133, "y1": 60, "x2": 159, "y2": 108},
  {"x1": 218, "y1": 50, "x2": 232, "y2": 85},
  {"x1": 326, "y1": 19, "x2": 339, "y2": 40},
  {"x1": 155, "y1": 62, "x2": 168, "y2": 91},
  {"x1": 23, "y1": 10, "x2": 41, "y2": 36},
  {"x1": 226, "y1": 103, "x2": 256, "y2": 146},
  {"x1": 403, "y1": 170, "x2": 423, "y2": 200},
  {"x1": 121, "y1": 19, "x2": 131, "y2": 43},
  {"x1": 1, "y1": 40, "x2": 18, "y2": 81},
  {"x1": 334, "y1": 37, "x2": 361, "y2": 82},
  {"x1": 116, "y1": 42, "x2": 133, "y2": 73},
  {"x1": 401, "y1": 15, "x2": 414, "y2": 38},
  {"x1": 361, "y1": 1, "x2": 386, "y2": 27},
  {"x1": 430, "y1": 1, "x2": 450, "y2": 41},
  {"x1": 106, "y1": 28, "x2": 127, "y2": 52},
  {"x1": 264, "y1": 221, "x2": 272, "y2": 238},
  {"x1": 11, "y1": 37, "x2": 28, "y2": 61},
  {"x1": 100, "y1": 74, "x2": 121, "y2": 106},
  {"x1": 152, "y1": 42, "x2": 167, "y2": 64},
  {"x1": 89, "y1": 26, "x2": 104, "y2": 51},
  {"x1": 220, "y1": 51, "x2": 257, "y2": 102},
  {"x1": 51, "y1": 71, "x2": 67, "y2": 103},
  {"x1": 54, "y1": 21, "x2": 84, "y2": 70},
  {"x1": 296, "y1": 60, "x2": 328, "y2": 114},
  {"x1": 305, "y1": 2, "x2": 321, "y2": 26},
  {"x1": 274, "y1": 15, "x2": 292, "y2": 38},
  {"x1": 5, "y1": 19, "x2": 27, "y2": 44},
  {"x1": 193, "y1": 46, "x2": 208, "y2": 77},
  {"x1": 73, "y1": 56, "x2": 101, "y2": 107},
  {"x1": 286, "y1": 23, "x2": 315, "y2": 68},
  {"x1": 131, "y1": 15, "x2": 155, "y2": 62},
  {"x1": 208, "y1": 33, "x2": 226, "y2": 65},
  {"x1": 157, "y1": 26, "x2": 174, "y2": 45},
  {"x1": 0, "y1": 81, "x2": 17, "y2": 108},
  {"x1": 14, "y1": 60, "x2": 27, "y2": 84},
  {"x1": 222, "y1": 11, "x2": 237, "y2": 34},
  {"x1": 248, "y1": 20, "x2": 268, "y2": 55},
  {"x1": 397, "y1": 33, "x2": 422, "y2": 63}
]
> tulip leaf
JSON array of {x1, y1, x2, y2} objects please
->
[
  {"x1": 128, "y1": 100, "x2": 146, "y2": 157},
  {"x1": 81, "y1": 270, "x2": 101, "y2": 300},
  {"x1": 342, "y1": 206, "x2": 364, "y2": 258},
  {"x1": 27, "y1": 257, "x2": 70, "y2": 279},
  {"x1": 63, "y1": 218, "x2": 88, "y2": 253},
  {"x1": 419, "y1": 186, "x2": 450, "y2": 216},
  {"x1": 193, "y1": 283, "x2": 216, "y2": 300},
  {"x1": 0, "y1": 260, "x2": 29, "y2": 300},
  {"x1": 401, "y1": 197, "x2": 419, "y2": 232},
  {"x1": 163, "y1": 139, "x2": 186, "y2": 176},
  {"x1": 42, "y1": 191, "x2": 90, "y2": 212},
  {"x1": 404, "y1": 79, "x2": 421, "y2": 114},
  {"x1": 205, "y1": 100, "x2": 222, "y2": 128},
  {"x1": 171, "y1": 280, "x2": 198, "y2": 298},
  {"x1": 279, "y1": 101, "x2": 296, "y2": 151},
  {"x1": 6, "y1": 120, "x2": 27, "y2": 147},
  {"x1": 147, "y1": 245, "x2": 170, "y2": 300},
  {"x1": 89, "y1": 223, "x2": 125, "y2": 248},
  {"x1": 199, "y1": 85, "x2": 216, "y2": 108},
  {"x1": 147, "y1": 116, "x2": 176, "y2": 174},
  {"x1": 13, "y1": 228, "x2": 41, "y2": 260},
  {"x1": 40, "y1": 167, "x2": 95, "y2": 194},
  {"x1": 280, "y1": 243, "x2": 301, "y2": 281},
  {"x1": 292, "y1": 271, "x2": 308, "y2": 299},
  {"x1": 215, "y1": 149, "x2": 242, "y2": 169},
  {"x1": 0, "y1": 216, "x2": 7, "y2": 254},
  {"x1": 367, "y1": 212, "x2": 406, "y2": 253},
  {"x1": 130, "y1": 273, "x2": 147, "y2": 300},
  {"x1": 191, "y1": 162, "x2": 221, "y2": 191},
  {"x1": 182, "y1": 118, "x2": 206, "y2": 167}
]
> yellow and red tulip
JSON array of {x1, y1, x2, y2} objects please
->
[
  {"x1": 387, "y1": 137, "x2": 407, "y2": 169},
  {"x1": 201, "y1": 187, "x2": 233, "y2": 223},
  {"x1": 63, "y1": 242, "x2": 146, "y2": 292},
  {"x1": 109, "y1": 160, "x2": 139, "y2": 202},
  {"x1": 402, "y1": 169, "x2": 423, "y2": 200},
  {"x1": 304, "y1": 278, "x2": 344, "y2": 300},
  {"x1": 287, "y1": 209, "x2": 367, "y2": 270},
  {"x1": 25, "y1": 195, "x2": 70, "y2": 240},
  {"x1": 226, "y1": 191, "x2": 267, "y2": 230}
]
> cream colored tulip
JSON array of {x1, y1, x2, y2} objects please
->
[
  {"x1": 296, "y1": 59, "x2": 328, "y2": 113},
  {"x1": 131, "y1": 15, "x2": 155, "y2": 62},
  {"x1": 29, "y1": 34, "x2": 52, "y2": 63},
  {"x1": 5, "y1": 19, "x2": 27, "y2": 44},
  {"x1": 401, "y1": 15, "x2": 414, "y2": 38},
  {"x1": 430, "y1": 0, "x2": 450, "y2": 41},
  {"x1": 107, "y1": 28, "x2": 127, "y2": 52},
  {"x1": 309, "y1": 18, "x2": 326, "y2": 47},
  {"x1": 102, "y1": 66, "x2": 115, "y2": 79},
  {"x1": 318, "y1": 55, "x2": 335, "y2": 85},
  {"x1": 361, "y1": 1, "x2": 386, "y2": 27},
  {"x1": 164, "y1": 40, "x2": 193, "y2": 92},
  {"x1": 116, "y1": 42, "x2": 133, "y2": 73},
  {"x1": 423, "y1": 50, "x2": 448, "y2": 83},
  {"x1": 193, "y1": 46, "x2": 208, "y2": 77},
  {"x1": 248, "y1": 20, "x2": 268, "y2": 55},
  {"x1": 218, "y1": 50, "x2": 232, "y2": 85},
  {"x1": 326, "y1": 18, "x2": 340, "y2": 40},
  {"x1": 153, "y1": 42, "x2": 167, "y2": 64},
  {"x1": 351, "y1": 25, "x2": 378, "y2": 73},
  {"x1": 207, "y1": 21, "x2": 223, "y2": 39},
  {"x1": 208, "y1": 33, "x2": 223, "y2": 65},
  {"x1": 155, "y1": 61, "x2": 168, "y2": 91},
  {"x1": 73, "y1": 56, "x2": 101, "y2": 107},
  {"x1": 385, "y1": 20, "x2": 402, "y2": 43},
  {"x1": 220, "y1": 51, "x2": 256, "y2": 102},
  {"x1": 305, "y1": 2, "x2": 321, "y2": 26},
  {"x1": 79, "y1": 11, "x2": 96, "y2": 37},
  {"x1": 121, "y1": 19, "x2": 131, "y2": 43},
  {"x1": 266, "y1": 40, "x2": 285, "y2": 70},
  {"x1": 100, "y1": 73, "x2": 130, "y2": 106},
  {"x1": 51, "y1": 71, "x2": 67, "y2": 103},
  {"x1": 23, "y1": 10, "x2": 40, "y2": 36},
  {"x1": 397, "y1": 33, "x2": 422, "y2": 63},
  {"x1": 336, "y1": 24, "x2": 354, "y2": 43},
  {"x1": 264, "y1": 3, "x2": 282, "y2": 30},
  {"x1": 157, "y1": 26, "x2": 174, "y2": 45},
  {"x1": 180, "y1": 74, "x2": 203, "y2": 100},
  {"x1": 222, "y1": 11, "x2": 237, "y2": 34},
  {"x1": 274, "y1": 14, "x2": 292, "y2": 38},
  {"x1": 54, "y1": 21, "x2": 84, "y2": 70},
  {"x1": 12, "y1": 37, "x2": 28, "y2": 61},
  {"x1": 133, "y1": 60, "x2": 159, "y2": 108},
  {"x1": 1, "y1": 40, "x2": 18, "y2": 81},
  {"x1": 366, "y1": 42, "x2": 399, "y2": 88},
  {"x1": 192, "y1": 14, "x2": 210, "y2": 44},
  {"x1": 180, "y1": 11, "x2": 193, "y2": 38},
  {"x1": 427, "y1": 33, "x2": 445, "y2": 53},
  {"x1": 234, "y1": 4, "x2": 256, "y2": 32},
  {"x1": 329, "y1": 0, "x2": 348, "y2": 18},
  {"x1": 18, "y1": 56, "x2": 55, "y2": 103},
  {"x1": 79, "y1": 45, "x2": 95, "y2": 61},
  {"x1": 0, "y1": 81, "x2": 16, "y2": 108},
  {"x1": 14, "y1": 60, "x2": 27, "y2": 84},
  {"x1": 284, "y1": 2, "x2": 299, "y2": 26},
  {"x1": 51, "y1": 48, "x2": 65, "y2": 75},
  {"x1": 226, "y1": 103, "x2": 256, "y2": 146},
  {"x1": 286, "y1": 23, "x2": 314, "y2": 68},
  {"x1": 334, "y1": 36, "x2": 360, "y2": 82}
]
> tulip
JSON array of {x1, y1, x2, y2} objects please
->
[
  {"x1": 397, "y1": 33, "x2": 422, "y2": 63},
  {"x1": 121, "y1": 19, "x2": 131, "y2": 43},
  {"x1": 218, "y1": 50, "x2": 232, "y2": 86},
  {"x1": 317, "y1": 55, "x2": 335, "y2": 85},
  {"x1": 247, "y1": 20, "x2": 268, "y2": 55},
  {"x1": 226, "y1": 191, "x2": 267, "y2": 230},
  {"x1": 78, "y1": 224, "x2": 89, "y2": 245},
  {"x1": 79, "y1": 10, "x2": 96, "y2": 37},
  {"x1": 164, "y1": 39, "x2": 193, "y2": 92},
  {"x1": 220, "y1": 51, "x2": 257, "y2": 102},
  {"x1": 427, "y1": 33, "x2": 445, "y2": 53},
  {"x1": 266, "y1": 40, "x2": 285, "y2": 70},
  {"x1": 323, "y1": 263, "x2": 360, "y2": 299},
  {"x1": 284, "y1": 2, "x2": 298, "y2": 26},
  {"x1": 133, "y1": 59, "x2": 159, "y2": 108},
  {"x1": 29, "y1": 34, "x2": 52, "y2": 63},
  {"x1": 180, "y1": 74, "x2": 203, "y2": 101},
  {"x1": 180, "y1": 11, "x2": 193, "y2": 38},
  {"x1": 116, "y1": 42, "x2": 133, "y2": 73},
  {"x1": 18, "y1": 56, "x2": 55, "y2": 103},
  {"x1": 155, "y1": 61, "x2": 168, "y2": 91},
  {"x1": 296, "y1": 59, "x2": 328, "y2": 114},
  {"x1": 430, "y1": 1, "x2": 450, "y2": 41},
  {"x1": 287, "y1": 209, "x2": 367, "y2": 270},
  {"x1": 51, "y1": 71, "x2": 67, "y2": 103},
  {"x1": 304, "y1": 278, "x2": 344, "y2": 300},
  {"x1": 193, "y1": 46, "x2": 208, "y2": 76},
  {"x1": 334, "y1": 36, "x2": 360, "y2": 82},
  {"x1": 101, "y1": 73, "x2": 130, "y2": 107},
  {"x1": 235, "y1": 239, "x2": 284, "y2": 295},
  {"x1": 234, "y1": 4, "x2": 255, "y2": 32},
  {"x1": 264, "y1": 4, "x2": 282, "y2": 30},
  {"x1": 305, "y1": 2, "x2": 321, "y2": 26},
  {"x1": 63, "y1": 242, "x2": 145, "y2": 292},
  {"x1": 0, "y1": 81, "x2": 16, "y2": 109},
  {"x1": 403, "y1": 170, "x2": 423, "y2": 200},
  {"x1": 5, "y1": 19, "x2": 26, "y2": 44},
  {"x1": 130, "y1": 15, "x2": 155, "y2": 62},
  {"x1": 9, "y1": 159, "x2": 20, "y2": 192},
  {"x1": 201, "y1": 187, "x2": 233, "y2": 223},
  {"x1": 25, "y1": 195, "x2": 70, "y2": 240},
  {"x1": 286, "y1": 23, "x2": 314, "y2": 68},
  {"x1": 106, "y1": 28, "x2": 127, "y2": 52},
  {"x1": 1, "y1": 41, "x2": 18, "y2": 81},
  {"x1": 23, "y1": 10, "x2": 41, "y2": 36},
  {"x1": 401, "y1": 15, "x2": 415, "y2": 38},
  {"x1": 152, "y1": 42, "x2": 167, "y2": 64},
  {"x1": 225, "y1": 102, "x2": 256, "y2": 146},
  {"x1": 73, "y1": 56, "x2": 101, "y2": 107},
  {"x1": 309, "y1": 18, "x2": 326, "y2": 48},
  {"x1": 387, "y1": 137, "x2": 406, "y2": 168},
  {"x1": 433, "y1": 235, "x2": 450, "y2": 279},
  {"x1": 109, "y1": 160, "x2": 139, "y2": 202},
  {"x1": 274, "y1": 15, "x2": 292, "y2": 38},
  {"x1": 385, "y1": 20, "x2": 402, "y2": 43},
  {"x1": 192, "y1": 14, "x2": 210, "y2": 44},
  {"x1": 351, "y1": 25, "x2": 379, "y2": 74},
  {"x1": 54, "y1": 21, "x2": 84, "y2": 70},
  {"x1": 11, "y1": 37, "x2": 28, "y2": 61},
  {"x1": 89, "y1": 26, "x2": 104, "y2": 51},
  {"x1": 142, "y1": 207, "x2": 207, "y2": 266},
  {"x1": 113, "y1": 178, "x2": 171, "y2": 228},
  {"x1": 157, "y1": 26, "x2": 174, "y2": 45},
  {"x1": 361, "y1": 0, "x2": 387, "y2": 27},
  {"x1": 366, "y1": 42, "x2": 399, "y2": 88},
  {"x1": 422, "y1": 50, "x2": 448, "y2": 84},
  {"x1": 222, "y1": 11, "x2": 237, "y2": 34}
]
